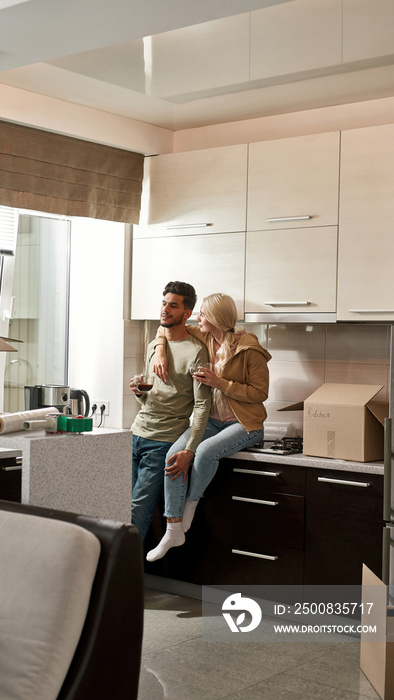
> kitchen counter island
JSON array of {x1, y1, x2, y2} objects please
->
[
  {"x1": 0, "y1": 428, "x2": 133, "y2": 522},
  {"x1": 229, "y1": 449, "x2": 384, "y2": 475}
]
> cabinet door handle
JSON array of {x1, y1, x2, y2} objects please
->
[
  {"x1": 266, "y1": 216, "x2": 312, "y2": 222},
  {"x1": 1, "y1": 465, "x2": 22, "y2": 471},
  {"x1": 232, "y1": 548, "x2": 278, "y2": 561},
  {"x1": 233, "y1": 468, "x2": 280, "y2": 477},
  {"x1": 264, "y1": 301, "x2": 311, "y2": 306},
  {"x1": 348, "y1": 309, "x2": 394, "y2": 314},
  {"x1": 232, "y1": 495, "x2": 279, "y2": 506},
  {"x1": 317, "y1": 477, "x2": 370, "y2": 487},
  {"x1": 166, "y1": 223, "x2": 213, "y2": 230}
]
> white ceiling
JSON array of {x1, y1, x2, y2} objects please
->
[{"x1": 1, "y1": 0, "x2": 394, "y2": 131}]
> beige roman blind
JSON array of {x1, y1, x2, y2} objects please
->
[{"x1": 0, "y1": 120, "x2": 144, "y2": 223}]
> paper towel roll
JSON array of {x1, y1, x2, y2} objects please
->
[{"x1": 0, "y1": 407, "x2": 60, "y2": 434}]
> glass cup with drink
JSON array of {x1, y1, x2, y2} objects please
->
[
  {"x1": 189, "y1": 361, "x2": 212, "y2": 378},
  {"x1": 131, "y1": 372, "x2": 155, "y2": 393}
]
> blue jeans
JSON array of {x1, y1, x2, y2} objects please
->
[
  {"x1": 164, "y1": 419, "x2": 264, "y2": 518},
  {"x1": 131, "y1": 435, "x2": 172, "y2": 540}
]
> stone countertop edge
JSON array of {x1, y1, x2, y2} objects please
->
[
  {"x1": 229, "y1": 450, "x2": 384, "y2": 475},
  {"x1": 0, "y1": 427, "x2": 128, "y2": 440},
  {"x1": 0, "y1": 447, "x2": 22, "y2": 459}
]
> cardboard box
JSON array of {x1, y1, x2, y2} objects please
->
[
  {"x1": 360, "y1": 565, "x2": 394, "y2": 700},
  {"x1": 281, "y1": 383, "x2": 388, "y2": 462}
]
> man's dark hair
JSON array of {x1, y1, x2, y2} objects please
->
[{"x1": 163, "y1": 281, "x2": 197, "y2": 311}]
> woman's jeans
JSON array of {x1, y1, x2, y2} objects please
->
[{"x1": 164, "y1": 419, "x2": 264, "y2": 519}]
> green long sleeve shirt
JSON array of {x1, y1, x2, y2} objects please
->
[{"x1": 131, "y1": 335, "x2": 211, "y2": 453}]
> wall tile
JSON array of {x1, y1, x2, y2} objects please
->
[
  {"x1": 123, "y1": 319, "x2": 145, "y2": 358},
  {"x1": 268, "y1": 360, "x2": 325, "y2": 402},
  {"x1": 326, "y1": 323, "x2": 390, "y2": 364},
  {"x1": 123, "y1": 357, "x2": 144, "y2": 394},
  {"x1": 267, "y1": 324, "x2": 326, "y2": 362},
  {"x1": 324, "y1": 362, "x2": 389, "y2": 400}
]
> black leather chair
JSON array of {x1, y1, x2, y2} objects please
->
[{"x1": 0, "y1": 499, "x2": 144, "y2": 700}]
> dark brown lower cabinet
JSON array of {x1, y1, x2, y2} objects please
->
[
  {"x1": 0, "y1": 458, "x2": 22, "y2": 503},
  {"x1": 211, "y1": 543, "x2": 304, "y2": 585},
  {"x1": 303, "y1": 467, "x2": 383, "y2": 585},
  {"x1": 210, "y1": 458, "x2": 305, "y2": 585},
  {"x1": 145, "y1": 458, "x2": 383, "y2": 588}
]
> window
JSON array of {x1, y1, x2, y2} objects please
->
[{"x1": 3, "y1": 211, "x2": 71, "y2": 412}]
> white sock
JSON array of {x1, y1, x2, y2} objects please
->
[
  {"x1": 146, "y1": 522, "x2": 185, "y2": 562},
  {"x1": 182, "y1": 499, "x2": 200, "y2": 533}
]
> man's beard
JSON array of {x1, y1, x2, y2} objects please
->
[{"x1": 160, "y1": 316, "x2": 183, "y2": 328}]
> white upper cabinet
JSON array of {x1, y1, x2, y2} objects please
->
[
  {"x1": 247, "y1": 132, "x2": 340, "y2": 232},
  {"x1": 250, "y1": 0, "x2": 342, "y2": 81},
  {"x1": 343, "y1": 0, "x2": 394, "y2": 63},
  {"x1": 131, "y1": 232, "x2": 245, "y2": 320},
  {"x1": 135, "y1": 145, "x2": 248, "y2": 238},
  {"x1": 337, "y1": 124, "x2": 394, "y2": 321},
  {"x1": 245, "y1": 227, "x2": 338, "y2": 315}
]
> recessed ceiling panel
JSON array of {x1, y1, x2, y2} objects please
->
[{"x1": 1, "y1": 0, "x2": 394, "y2": 132}]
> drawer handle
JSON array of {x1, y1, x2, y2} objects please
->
[
  {"x1": 232, "y1": 495, "x2": 278, "y2": 506},
  {"x1": 349, "y1": 309, "x2": 394, "y2": 314},
  {"x1": 266, "y1": 216, "x2": 312, "y2": 222},
  {"x1": 1, "y1": 465, "x2": 22, "y2": 471},
  {"x1": 233, "y1": 468, "x2": 280, "y2": 477},
  {"x1": 265, "y1": 301, "x2": 311, "y2": 306},
  {"x1": 166, "y1": 223, "x2": 213, "y2": 230},
  {"x1": 317, "y1": 477, "x2": 370, "y2": 488},
  {"x1": 232, "y1": 548, "x2": 278, "y2": 561}
]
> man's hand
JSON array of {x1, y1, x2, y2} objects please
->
[
  {"x1": 129, "y1": 376, "x2": 142, "y2": 397},
  {"x1": 153, "y1": 345, "x2": 168, "y2": 382},
  {"x1": 165, "y1": 450, "x2": 194, "y2": 481}
]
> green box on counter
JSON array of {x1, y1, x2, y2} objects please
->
[{"x1": 57, "y1": 415, "x2": 93, "y2": 433}]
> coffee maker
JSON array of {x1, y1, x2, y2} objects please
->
[{"x1": 24, "y1": 385, "x2": 70, "y2": 413}]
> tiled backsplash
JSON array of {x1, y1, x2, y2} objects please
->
[
  {"x1": 261, "y1": 323, "x2": 390, "y2": 436},
  {"x1": 123, "y1": 321, "x2": 391, "y2": 435}
]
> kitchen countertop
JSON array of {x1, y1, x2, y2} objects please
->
[
  {"x1": 230, "y1": 449, "x2": 384, "y2": 475},
  {"x1": 0, "y1": 428, "x2": 133, "y2": 521},
  {"x1": 0, "y1": 447, "x2": 22, "y2": 459}
]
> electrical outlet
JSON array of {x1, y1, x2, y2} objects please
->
[{"x1": 92, "y1": 401, "x2": 109, "y2": 416}]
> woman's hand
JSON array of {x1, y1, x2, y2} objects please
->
[
  {"x1": 193, "y1": 366, "x2": 221, "y2": 389},
  {"x1": 165, "y1": 450, "x2": 194, "y2": 481},
  {"x1": 153, "y1": 346, "x2": 168, "y2": 382}
]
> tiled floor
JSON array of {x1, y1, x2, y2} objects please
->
[{"x1": 138, "y1": 588, "x2": 380, "y2": 700}]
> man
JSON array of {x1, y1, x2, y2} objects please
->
[{"x1": 131, "y1": 281, "x2": 211, "y2": 541}]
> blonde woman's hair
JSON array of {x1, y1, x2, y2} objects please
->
[{"x1": 202, "y1": 293, "x2": 244, "y2": 376}]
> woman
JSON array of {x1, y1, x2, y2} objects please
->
[{"x1": 146, "y1": 292, "x2": 271, "y2": 561}]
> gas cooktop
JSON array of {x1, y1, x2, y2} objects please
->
[{"x1": 245, "y1": 436, "x2": 303, "y2": 455}]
